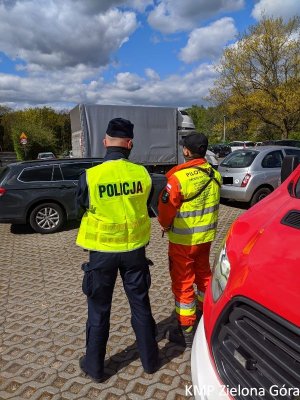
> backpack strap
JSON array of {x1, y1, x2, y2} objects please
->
[{"x1": 182, "y1": 166, "x2": 220, "y2": 203}]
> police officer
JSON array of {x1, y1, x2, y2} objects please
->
[
  {"x1": 76, "y1": 118, "x2": 159, "y2": 382},
  {"x1": 158, "y1": 132, "x2": 221, "y2": 347}
]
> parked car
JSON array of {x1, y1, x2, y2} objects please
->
[
  {"x1": 205, "y1": 149, "x2": 219, "y2": 170},
  {"x1": 219, "y1": 146, "x2": 300, "y2": 206},
  {"x1": 209, "y1": 144, "x2": 231, "y2": 158},
  {"x1": 0, "y1": 158, "x2": 102, "y2": 233},
  {"x1": 37, "y1": 152, "x2": 56, "y2": 160},
  {"x1": 261, "y1": 139, "x2": 300, "y2": 148},
  {"x1": 191, "y1": 155, "x2": 300, "y2": 399},
  {"x1": 0, "y1": 158, "x2": 166, "y2": 234},
  {"x1": 228, "y1": 141, "x2": 256, "y2": 152}
]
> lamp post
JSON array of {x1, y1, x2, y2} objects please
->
[{"x1": 223, "y1": 115, "x2": 226, "y2": 143}]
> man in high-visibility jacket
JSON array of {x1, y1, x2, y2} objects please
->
[
  {"x1": 158, "y1": 132, "x2": 221, "y2": 347},
  {"x1": 76, "y1": 118, "x2": 159, "y2": 382}
]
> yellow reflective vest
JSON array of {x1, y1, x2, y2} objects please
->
[
  {"x1": 76, "y1": 159, "x2": 152, "y2": 252},
  {"x1": 168, "y1": 163, "x2": 221, "y2": 245}
]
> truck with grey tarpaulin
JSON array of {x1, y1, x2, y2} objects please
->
[{"x1": 70, "y1": 104, "x2": 218, "y2": 174}]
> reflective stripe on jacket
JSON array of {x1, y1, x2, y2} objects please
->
[
  {"x1": 76, "y1": 159, "x2": 151, "y2": 252},
  {"x1": 168, "y1": 163, "x2": 221, "y2": 245}
]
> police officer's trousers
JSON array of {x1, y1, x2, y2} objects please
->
[{"x1": 82, "y1": 246, "x2": 158, "y2": 379}]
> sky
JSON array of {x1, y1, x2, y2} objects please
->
[{"x1": 0, "y1": 0, "x2": 299, "y2": 111}]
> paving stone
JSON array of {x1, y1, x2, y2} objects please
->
[{"x1": 0, "y1": 204, "x2": 244, "y2": 399}]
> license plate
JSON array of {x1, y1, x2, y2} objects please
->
[{"x1": 222, "y1": 176, "x2": 233, "y2": 184}]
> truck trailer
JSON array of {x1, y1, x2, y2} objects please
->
[{"x1": 70, "y1": 104, "x2": 218, "y2": 173}]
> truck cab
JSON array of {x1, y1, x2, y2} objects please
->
[{"x1": 191, "y1": 156, "x2": 300, "y2": 399}]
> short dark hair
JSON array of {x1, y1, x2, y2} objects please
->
[{"x1": 179, "y1": 132, "x2": 208, "y2": 157}]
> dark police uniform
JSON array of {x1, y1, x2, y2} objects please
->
[{"x1": 76, "y1": 122, "x2": 159, "y2": 381}]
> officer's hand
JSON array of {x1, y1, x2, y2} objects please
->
[{"x1": 160, "y1": 226, "x2": 170, "y2": 237}]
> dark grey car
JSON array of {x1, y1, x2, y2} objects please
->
[
  {"x1": 0, "y1": 158, "x2": 166, "y2": 234},
  {"x1": 0, "y1": 158, "x2": 102, "y2": 233}
]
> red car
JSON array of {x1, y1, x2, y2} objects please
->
[{"x1": 191, "y1": 156, "x2": 300, "y2": 399}]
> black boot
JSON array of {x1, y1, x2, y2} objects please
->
[
  {"x1": 167, "y1": 325, "x2": 195, "y2": 348},
  {"x1": 79, "y1": 356, "x2": 106, "y2": 383}
]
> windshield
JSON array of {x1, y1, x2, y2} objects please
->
[{"x1": 220, "y1": 150, "x2": 258, "y2": 168}]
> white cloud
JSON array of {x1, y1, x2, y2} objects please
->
[
  {"x1": 148, "y1": 0, "x2": 244, "y2": 34},
  {"x1": 98, "y1": 64, "x2": 217, "y2": 106},
  {"x1": 179, "y1": 17, "x2": 237, "y2": 63},
  {"x1": 71, "y1": 0, "x2": 154, "y2": 14},
  {"x1": 145, "y1": 68, "x2": 160, "y2": 80},
  {"x1": 115, "y1": 72, "x2": 143, "y2": 91},
  {"x1": 252, "y1": 0, "x2": 300, "y2": 21},
  {"x1": 126, "y1": 0, "x2": 154, "y2": 12},
  {"x1": 0, "y1": 0, "x2": 138, "y2": 71},
  {"x1": 0, "y1": 63, "x2": 217, "y2": 108}
]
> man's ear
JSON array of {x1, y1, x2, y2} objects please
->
[
  {"x1": 183, "y1": 146, "x2": 189, "y2": 157},
  {"x1": 127, "y1": 139, "x2": 133, "y2": 149},
  {"x1": 103, "y1": 138, "x2": 107, "y2": 147}
]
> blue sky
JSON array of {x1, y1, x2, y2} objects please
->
[{"x1": 0, "y1": 0, "x2": 299, "y2": 110}]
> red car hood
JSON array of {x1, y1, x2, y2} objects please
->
[{"x1": 226, "y1": 182, "x2": 300, "y2": 327}]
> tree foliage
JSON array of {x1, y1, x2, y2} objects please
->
[
  {"x1": 0, "y1": 107, "x2": 71, "y2": 159},
  {"x1": 185, "y1": 105, "x2": 228, "y2": 144},
  {"x1": 209, "y1": 16, "x2": 300, "y2": 139}
]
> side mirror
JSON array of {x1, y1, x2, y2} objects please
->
[{"x1": 281, "y1": 155, "x2": 299, "y2": 183}]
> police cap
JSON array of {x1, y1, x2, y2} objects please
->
[
  {"x1": 106, "y1": 117, "x2": 134, "y2": 139},
  {"x1": 179, "y1": 132, "x2": 208, "y2": 154}
]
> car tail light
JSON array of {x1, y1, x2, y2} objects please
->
[
  {"x1": 0, "y1": 187, "x2": 7, "y2": 197},
  {"x1": 241, "y1": 173, "x2": 251, "y2": 187}
]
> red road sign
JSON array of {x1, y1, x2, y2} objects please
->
[{"x1": 20, "y1": 132, "x2": 27, "y2": 140}]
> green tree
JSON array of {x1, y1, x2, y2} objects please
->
[
  {"x1": 209, "y1": 16, "x2": 300, "y2": 139},
  {"x1": 1, "y1": 107, "x2": 71, "y2": 159},
  {"x1": 0, "y1": 105, "x2": 13, "y2": 151},
  {"x1": 185, "y1": 105, "x2": 227, "y2": 143}
]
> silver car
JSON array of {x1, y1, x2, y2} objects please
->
[{"x1": 219, "y1": 146, "x2": 300, "y2": 206}]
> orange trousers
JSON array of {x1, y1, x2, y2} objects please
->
[{"x1": 168, "y1": 241, "x2": 212, "y2": 327}]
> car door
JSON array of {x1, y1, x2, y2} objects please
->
[
  {"x1": 16, "y1": 164, "x2": 64, "y2": 220},
  {"x1": 59, "y1": 161, "x2": 94, "y2": 218},
  {"x1": 260, "y1": 150, "x2": 284, "y2": 189}
]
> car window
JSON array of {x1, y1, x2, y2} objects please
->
[
  {"x1": 295, "y1": 177, "x2": 300, "y2": 198},
  {"x1": 284, "y1": 149, "x2": 300, "y2": 158},
  {"x1": 245, "y1": 142, "x2": 255, "y2": 147},
  {"x1": 220, "y1": 151, "x2": 258, "y2": 168},
  {"x1": 19, "y1": 166, "x2": 53, "y2": 182},
  {"x1": 261, "y1": 150, "x2": 283, "y2": 168},
  {"x1": 61, "y1": 162, "x2": 93, "y2": 180},
  {"x1": 53, "y1": 165, "x2": 63, "y2": 180}
]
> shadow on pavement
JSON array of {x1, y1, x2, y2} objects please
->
[
  {"x1": 101, "y1": 312, "x2": 186, "y2": 380},
  {"x1": 10, "y1": 220, "x2": 80, "y2": 235},
  {"x1": 10, "y1": 224, "x2": 35, "y2": 234},
  {"x1": 220, "y1": 198, "x2": 249, "y2": 210}
]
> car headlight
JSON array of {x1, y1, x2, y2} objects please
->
[{"x1": 211, "y1": 243, "x2": 231, "y2": 302}]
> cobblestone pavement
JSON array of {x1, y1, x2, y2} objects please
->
[{"x1": 0, "y1": 204, "x2": 244, "y2": 400}]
